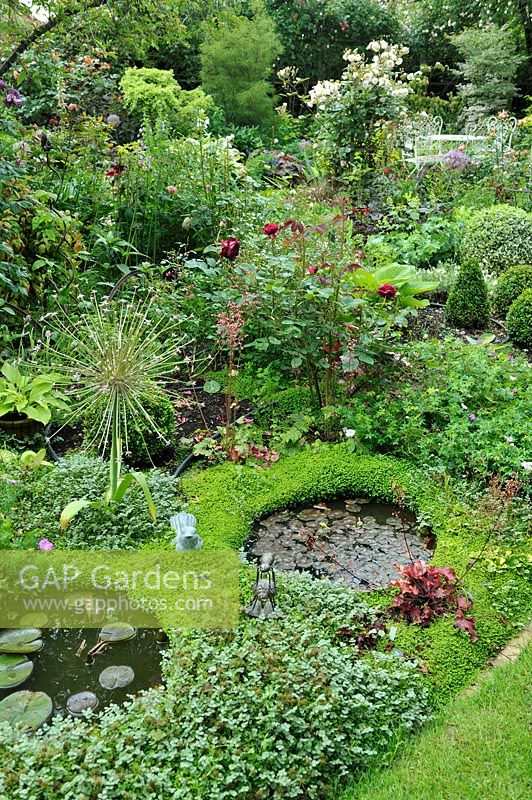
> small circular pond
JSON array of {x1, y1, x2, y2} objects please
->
[
  {"x1": 245, "y1": 498, "x2": 435, "y2": 589},
  {"x1": 0, "y1": 628, "x2": 165, "y2": 721}
]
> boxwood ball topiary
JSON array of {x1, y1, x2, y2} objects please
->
[
  {"x1": 506, "y1": 289, "x2": 532, "y2": 348},
  {"x1": 493, "y1": 265, "x2": 532, "y2": 318},
  {"x1": 84, "y1": 391, "x2": 175, "y2": 467},
  {"x1": 461, "y1": 205, "x2": 532, "y2": 275},
  {"x1": 445, "y1": 260, "x2": 490, "y2": 329}
]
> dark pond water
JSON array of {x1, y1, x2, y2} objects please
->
[
  {"x1": 0, "y1": 628, "x2": 165, "y2": 717},
  {"x1": 245, "y1": 498, "x2": 435, "y2": 589}
]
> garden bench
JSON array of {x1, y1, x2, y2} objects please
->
[{"x1": 402, "y1": 115, "x2": 518, "y2": 169}]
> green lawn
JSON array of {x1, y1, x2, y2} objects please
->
[{"x1": 340, "y1": 644, "x2": 531, "y2": 800}]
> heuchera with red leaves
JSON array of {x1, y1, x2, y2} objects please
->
[{"x1": 389, "y1": 560, "x2": 478, "y2": 642}]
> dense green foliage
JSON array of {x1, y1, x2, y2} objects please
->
[
  {"x1": 342, "y1": 339, "x2": 532, "y2": 482},
  {"x1": 84, "y1": 391, "x2": 176, "y2": 467},
  {"x1": 1, "y1": 2, "x2": 531, "y2": 797},
  {"x1": 0, "y1": 573, "x2": 430, "y2": 799},
  {"x1": 200, "y1": 3, "x2": 282, "y2": 128},
  {"x1": 493, "y1": 265, "x2": 532, "y2": 318},
  {"x1": 460, "y1": 205, "x2": 532, "y2": 275},
  {"x1": 2, "y1": 454, "x2": 181, "y2": 549},
  {"x1": 506, "y1": 288, "x2": 532, "y2": 348},
  {"x1": 445, "y1": 260, "x2": 490, "y2": 329}
]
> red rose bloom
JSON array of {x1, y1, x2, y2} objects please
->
[
  {"x1": 263, "y1": 223, "x2": 280, "y2": 238},
  {"x1": 220, "y1": 237, "x2": 240, "y2": 261},
  {"x1": 377, "y1": 283, "x2": 397, "y2": 300}
]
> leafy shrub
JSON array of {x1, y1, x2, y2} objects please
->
[
  {"x1": 460, "y1": 205, "x2": 532, "y2": 275},
  {"x1": 390, "y1": 560, "x2": 478, "y2": 641},
  {"x1": 445, "y1": 260, "x2": 490, "y2": 329},
  {"x1": 200, "y1": 3, "x2": 282, "y2": 128},
  {"x1": 267, "y1": 0, "x2": 400, "y2": 85},
  {"x1": 506, "y1": 289, "x2": 532, "y2": 348},
  {"x1": 0, "y1": 573, "x2": 430, "y2": 800},
  {"x1": 493, "y1": 265, "x2": 532, "y2": 318},
  {"x1": 84, "y1": 391, "x2": 175, "y2": 467},
  {"x1": 341, "y1": 339, "x2": 532, "y2": 482},
  {"x1": 452, "y1": 24, "x2": 523, "y2": 123},
  {"x1": 7, "y1": 453, "x2": 180, "y2": 549},
  {"x1": 120, "y1": 67, "x2": 215, "y2": 134}
]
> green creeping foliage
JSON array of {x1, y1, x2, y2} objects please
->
[
  {"x1": 460, "y1": 204, "x2": 532, "y2": 275},
  {"x1": 182, "y1": 446, "x2": 421, "y2": 550},
  {"x1": 4, "y1": 454, "x2": 180, "y2": 549},
  {"x1": 200, "y1": 2, "x2": 283, "y2": 127},
  {"x1": 84, "y1": 391, "x2": 175, "y2": 468},
  {"x1": 182, "y1": 445, "x2": 531, "y2": 702},
  {"x1": 506, "y1": 288, "x2": 532, "y2": 348},
  {"x1": 493, "y1": 265, "x2": 532, "y2": 318},
  {"x1": 120, "y1": 67, "x2": 215, "y2": 134},
  {"x1": 445, "y1": 260, "x2": 490, "y2": 329},
  {"x1": 0, "y1": 574, "x2": 430, "y2": 800}
]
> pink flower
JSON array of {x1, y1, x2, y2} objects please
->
[
  {"x1": 38, "y1": 539, "x2": 54, "y2": 551},
  {"x1": 243, "y1": 417, "x2": 253, "y2": 424},
  {"x1": 67, "y1": 103, "x2": 78, "y2": 111},
  {"x1": 377, "y1": 284, "x2": 397, "y2": 300},
  {"x1": 166, "y1": 184, "x2": 177, "y2": 194},
  {"x1": 307, "y1": 264, "x2": 318, "y2": 275},
  {"x1": 220, "y1": 237, "x2": 240, "y2": 261},
  {"x1": 263, "y1": 223, "x2": 280, "y2": 239}
]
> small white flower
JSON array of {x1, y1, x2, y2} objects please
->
[
  {"x1": 521, "y1": 461, "x2": 532, "y2": 472},
  {"x1": 343, "y1": 428, "x2": 356, "y2": 438}
]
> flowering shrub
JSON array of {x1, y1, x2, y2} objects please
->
[
  {"x1": 307, "y1": 40, "x2": 419, "y2": 178},
  {"x1": 390, "y1": 560, "x2": 478, "y2": 642}
]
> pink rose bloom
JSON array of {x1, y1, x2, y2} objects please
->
[{"x1": 263, "y1": 223, "x2": 280, "y2": 238}]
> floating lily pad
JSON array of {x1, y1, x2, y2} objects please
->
[
  {"x1": 0, "y1": 654, "x2": 34, "y2": 689},
  {"x1": 18, "y1": 613, "x2": 48, "y2": 628},
  {"x1": 0, "y1": 691, "x2": 52, "y2": 729},
  {"x1": 0, "y1": 628, "x2": 43, "y2": 654},
  {"x1": 66, "y1": 691, "x2": 99, "y2": 717},
  {"x1": 99, "y1": 623, "x2": 136, "y2": 643},
  {"x1": 99, "y1": 665, "x2": 135, "y2": 690}
]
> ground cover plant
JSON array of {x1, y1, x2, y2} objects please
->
[{"x1": 0, "y1": 1, "x2": 531, "y2": 798}]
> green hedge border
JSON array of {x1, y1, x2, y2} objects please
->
[{"x1": 182, "y1": 444, "x2": 531, "y2": 704}]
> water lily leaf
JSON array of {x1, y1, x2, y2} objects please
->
[
  {"x1": 99, "y1": 623, "x2": 136, "y2": 643},
  {"x1": 66, "y1": 691, "x2": 99, "y2": 717},
  {"x1": 0, "y1": 691, "x2": 53, "y2": 729},
  {"x1": 0, "y1": 654, "x2": 34, "y2": 689},
  {"x1": 203, "y1": 380, "x2": 221, "y2": 394},
  {"x1": 99, "y1": 665, "x2": 135, "y2": 690},
  {"x1": 0, "y1": 628, "x2": 43, "y2": 654}
]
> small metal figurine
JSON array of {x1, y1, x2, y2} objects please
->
[
  {"x1": 170, "y1": 512, "x2": 204, "y2": 550},
  {"x1": 244, "y1": 552, "x2": 283, "y2": 620}
]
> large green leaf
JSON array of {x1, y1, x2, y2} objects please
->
[
  {"x1": 131, "y1": 472, "x2": 157, "y2": 520},
  {"x1": 60, "y1": 499, "x2": 94, "y2": 530},
  {"x1": 23, "y1": 404, "x2": 51, "y2": 425},
  {"x1": 1, "y1": 363, "x2": 19, "y2": 384},
  {"x1": 0, "y1": 691, "x2": 53, "y2": 730},
  {"x1": 99, "y1": 623, "x2": 136, "y2": 643},
  {"x1": 0, "y1": 654, "x2": 34, "y2": 689},
  {"x1": 0, "y1": 629, "x2": 43, "y2": 654}
]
